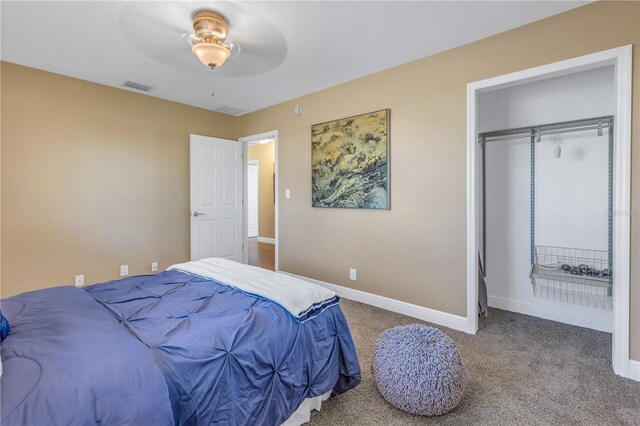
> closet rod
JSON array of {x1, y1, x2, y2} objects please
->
[
  {"x1": 479, "y1": 115, "x2": 614, "y2": 143},
  {"x1": 481, "y1": 124, "x2": 611, "y2": 143}
]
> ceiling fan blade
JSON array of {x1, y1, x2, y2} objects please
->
[
  {"x1": 226, "y1": 39, "x2": 241, "y2": 58},
  {"x1": 180, "y1": 33, "x2": 201, "y2": 48}
]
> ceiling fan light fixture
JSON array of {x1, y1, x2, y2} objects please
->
[
  {"x1": 192, "y1": 41, "x2": 230, "y2": 68},
  {"x1": 190, "y1": 10, "x2": 232, "y2": 69}
]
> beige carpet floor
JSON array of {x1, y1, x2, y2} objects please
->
[{"x1": 310, "y1": 300, "x2": 640, "y2": 425}]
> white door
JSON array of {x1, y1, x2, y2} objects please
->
[
  {"x1": 190, "y1": 134, "x2": 244, "y2": 262},
  {"x1": 247, "y1": 161, "x2": 259, "y2": 238}
]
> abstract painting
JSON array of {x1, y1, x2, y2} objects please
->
[{"x1": 311, "y1": 109, "x2": 390, "y2": 209}]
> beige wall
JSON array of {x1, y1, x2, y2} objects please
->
[
  {"x1": 239, "y1": 2, "x2": 640, "y2": 360},
  {"x1": 1, "y1": 2, "x2": 638, "y2": 361},
  {"x1": 1, "y1": 62, "x2": 238, "y2": 296},
  {"x1": 248, "y1": 142, "x2": 275, "y2": 239}
]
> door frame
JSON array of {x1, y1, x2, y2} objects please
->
[
  {"x1": 466, "y1": 45, "x2": 633, "y2": 378},
  {"x1": 239, "y1": 130, "x2": 279, "y2": 271},
  {"x1": 247, "y1": 160, "x2": 260, "y2": 238}
]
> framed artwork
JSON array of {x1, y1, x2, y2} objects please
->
[{"x1": 311, "y1": 109, "x2": 390, "y2": 209}]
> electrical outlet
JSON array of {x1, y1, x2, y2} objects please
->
[
  {"x1": 349, "y1": 268, "x2": 357, "y2": 281},
  {"x1": 75, "y1": 275, "x2": 84, "y2": 287},
  {"x1": 151, "y1": 262, "x2": 158, "y2": 272},
  {"x1": 120, "y1": 265, "x2": 129, "y2": 277}
]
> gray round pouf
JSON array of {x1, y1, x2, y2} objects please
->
[{"x1": 373, "y1": 324, "x2": 466, "y2": 416}]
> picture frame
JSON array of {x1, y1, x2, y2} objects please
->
[{"x1": 311, "y1": 109, "x2": 390, "y2": 209}]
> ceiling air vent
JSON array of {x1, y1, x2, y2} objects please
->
[
  {"x1": 123, "y1": 81, "x2": 154, "y2": 92},
  {"x1": 215, "y1": 106, "x2": 244, "y2": 116}
]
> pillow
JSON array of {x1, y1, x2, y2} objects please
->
[
  {"x1": 0, "y1": 312, "x2": 9, "y2": 341},
  {"x1": 0, "y1": 313, "x2": 7, "y2": 379}
]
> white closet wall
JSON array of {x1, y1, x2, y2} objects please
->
[{"x1": 478, "y1": 66, "x2": 614, "y2": 331}]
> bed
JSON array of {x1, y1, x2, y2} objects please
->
[{"x1": 0, "y1": 258, "x2": 361, "y2": 425}]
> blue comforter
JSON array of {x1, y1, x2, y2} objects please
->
[
  {"x1": 1, "y1": 286, "x2": 173, "y2": 425},
  {"x1": 1, "y1": 270, "x2": 361, "y2": 425}
]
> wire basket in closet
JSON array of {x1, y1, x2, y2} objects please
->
[{"x1": 530, "y1": 245, "x2": 612, "y2": 310}]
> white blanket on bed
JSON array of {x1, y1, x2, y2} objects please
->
[{"x1": 168, "y1": 258, "x2": 338, "y2": 321}]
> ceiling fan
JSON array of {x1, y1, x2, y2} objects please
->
[
  {"x1": 187, "y1": 10, "x2": 241, "y2": 69},
  {"x1": 118, "y1": 2, "x2": 286, "y2": 79}
]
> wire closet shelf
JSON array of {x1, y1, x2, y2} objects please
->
[
  {"x1": 531, "y1": 246, "x2": 612, "y2": 310},
  {"x1": 478, "y1": 115, "x2": 614, "y2": 310}
]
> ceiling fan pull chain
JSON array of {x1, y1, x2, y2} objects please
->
[{"x1": 211, "y1": 73, "x2": 215, "y2": 97}]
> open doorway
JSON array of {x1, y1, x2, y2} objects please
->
[{"x1": 241, "y1": 131, "x2": 278, "y2": 271}]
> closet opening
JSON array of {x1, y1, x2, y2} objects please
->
[{"x1": 466, "y1": 46, "x2": 632, "y2": 378}]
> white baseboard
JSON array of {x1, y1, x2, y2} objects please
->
[
  {"x1": 488, "y1": 295, "x2": 613, "y2": 333},
  {"x1": 257, "y1": 237, "x2": 275, "y2": 245},
  {"x1": 279, "y1": 271, "x2": 469, "y2": 333},
  {"x1": 629, "y1": 360, "x2": 640, "y2": 382}
]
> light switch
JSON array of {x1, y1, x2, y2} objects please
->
[{"x1": 285, "y1": 189, "x2": 291, "y2": 199}]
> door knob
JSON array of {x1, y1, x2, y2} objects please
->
[{"x1": 193, "y1": 212, "x2": 207, "y2": 217}]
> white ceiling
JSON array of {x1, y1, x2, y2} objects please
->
[{"x1": 1, "y1": 1, "x2": 589, "y2": 116}]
